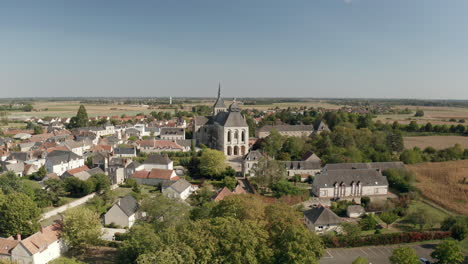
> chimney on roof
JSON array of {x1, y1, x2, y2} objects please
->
[
  {"x1": 40, "y1": 226, "x2": 44, "y2": 234},
  {"x1": 15, "y1": 234, "x2": 21, "y2": 241}
]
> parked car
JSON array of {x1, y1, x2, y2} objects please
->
[{"x1": 419, "y1": 258, "x2": 431, "y2": 264}]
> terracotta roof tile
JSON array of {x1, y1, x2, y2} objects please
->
[
  {"x1": 20, "y1": 224, "x2": 61, "y2": 255},
  {"x1": 66, "y1": 165, "x2": 90, "y2": 175}
]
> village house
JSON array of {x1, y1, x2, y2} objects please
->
[
  {"x1": 256, "y1": 124, "x2": 315, "y2": 138},
  {"x1": 143, "y1": 154, "x2": 173, "y2": 170},
  {"x1": 104, "y1": 195, "x2": 140, "y2": 228},
  {"x1": 106, "y1": 157, "x2": 142, "y2": 184},
  {"x1": 113, "y1": 147, "x2": 137, "y2": 158},
  {"x1": 160, "y1": 127, "x2": 185, "y2": 140},
  {"x1": 304, "y1": 206, "x2": 342, "y2": 233},
  {"x1": 131, "y1": 168, "x2": 179, "y2": 186},
  {"x1": 347, "y1": 205, "x2": 366, "y2": 218},
  {"x1": 280, "y1": 152, "x2": 322, "y2": 178},
  {"x1": 45, "y1": 150, "x2": 85, "y2": 176},
  {"x1": 0, "y1": 224, "x2": 67, "y2": 264},
  {"x1": 323, "y1": 161, "x2": 405, "y2": 171},
  {"x1": 241, "y1": 150, "x2": 264, "y2": 176},
  {"x1": 136, "y1": 139, "x2": 185, "y2": 153},
  {"x1": 312, "y1": 168, "x2": 389, "y2": 198},
  {"x1": 162, "y1": 178, "x2": 198, "y2": 200}
]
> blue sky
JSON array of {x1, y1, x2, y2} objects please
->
[{"x1": 1, "y1": 0, "x2": 468, "y2": 99}]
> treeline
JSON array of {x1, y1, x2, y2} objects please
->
[
  {"x1": 117, "y1": 194, "x2": 324, "y2": 264},
  {"x1": 0, "y1": 103, "x2": 33, "y2": 112},
  {"x1": 327, "y1": 99, "x2": 468, "y2": 108},
  {"x1": 400, "y1": 145, "x2": 468, "y2": 164}
]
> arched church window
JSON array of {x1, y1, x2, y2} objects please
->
[
  {"x1": 227, "y1": 131, "x2": 231, "y2": 143},
  {"x1": 241, "y1": 131, "x2": 245, "y2": 142}
]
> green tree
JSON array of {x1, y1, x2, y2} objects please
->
[
  {"x1": 222, "y1": 176, "x2": 237, "y2": 190},
  {"x1": 62, "y1": 207, "x2": 102, "y2": 254},
  {"x1": 340, "y1": 222, "x2": 361, "y2": 238},
  {"x1": 0, "y1": 192, "x2": 41, "y2": 237},
  {"x1": 140, "y1": 194, "x2": 190, "y2": 230},
  {"x1": 431, "y1": 240, "x2": 464, "y2": 264},
  {"x1": 405, "y1": 208, "x2": 434, "y2": 231},
  {"x1": 76, "y1": 105, "x2": 89, "y2": 127},
  {"x1": 389, "y1": 246, "x2": 419, "y2": 264},
  {"x1": 379, "y1": 211, "x2": 399, "y2": 228},
  {"x1": 251, "y1": 158, "x2": 287, "y2": 191},
  {"x1": 33, "y1": 125, "x2": 43, "y2": 135},
  {"x1": 261, "y1": 129, "x2": 286, "y2": 158},
  {"x1": 352, "y1": 256, "x2": 369, "y2": 264},
  {"x1": 199, "y1": 149, "x2": 226, "y2": 179},
  {"x1": 400, "y1": 148, "x2": 423, "y2": 164},
  {"x1": 414, "y1": 109, "x2": 425, "y2": 117},
  {"x1": 44, "y1": 179, "x2": 68, "y2": 206},
  {"x1": 33, "y1": 166, "x2": 47, "y2": 180},
  {"x1": 359, "y1": 214, "x2": 379, "y2": 231},
  {"x1": 270, "y1": 180, "x2": 301, "y2": 198}
]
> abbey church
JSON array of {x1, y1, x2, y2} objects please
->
[{"x1": 193, "y1": 85, "x2": 249, "y2": 156}]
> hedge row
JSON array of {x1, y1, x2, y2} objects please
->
[{"x1": 323, "y1": 231, "x2": 451, "y2": 248}]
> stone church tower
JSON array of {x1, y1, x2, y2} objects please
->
[
  {"x1": 213, "y1": 83, "x2": 227, "y2": 115},
  {"x1": 193, "y1": 84, "x2": 249, "y2": 156}
]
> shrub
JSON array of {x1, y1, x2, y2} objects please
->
[{"x1": 322, "y1": 231, "x2": 451, "y2": 248}]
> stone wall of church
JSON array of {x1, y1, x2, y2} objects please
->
[{"x1": 223, "y1": 126, "x2": 249, "y2": 156}]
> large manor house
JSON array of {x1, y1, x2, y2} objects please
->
[{"x1": 193, "y1": 86, "x2": 249, "y2": 156}]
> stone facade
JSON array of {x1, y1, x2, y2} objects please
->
[{"x1": 194, "y1": 86, "x2": 249, "y2": 156}]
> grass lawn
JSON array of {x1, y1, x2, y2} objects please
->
[
  {"x1": 111, "y1": 187, "x2": 133, "y2": 198},
  {"x1": 394, "y1": 199, "x2": 451, "y2": 232}
]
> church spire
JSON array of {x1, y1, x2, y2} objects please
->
[{"x1": 218, "y1": 82, "x2": 221, "y2": 98}]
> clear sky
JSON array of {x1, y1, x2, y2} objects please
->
[{"x1": 1, "y1": 0, "x2": 468, "y2": 99}]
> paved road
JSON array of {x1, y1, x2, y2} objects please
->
[{"x1": 320, "y1": 243, "x2": 437, "y2": 264}]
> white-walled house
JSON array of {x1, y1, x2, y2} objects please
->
[
  {"x1": 5, "y1": 224, "x2": 67, "y2": 264},
  {"x1": 162, "y1": 179, "x2": 198, "y2": 200},
  {"x1": 104, "y1": 195, "x2": 139, "y2": 228},
  {"x1": 304, "y1": 206, "x2": 342, "y2": 233},
  {"x1": 143, "y1": 154, "x2": 173, "y2": 170},
  {"x1": 45, "y1": 150, "x2": 85, "y2": 176},
  {"x1": 311, "y1": 169, "x2": 389, "y2": 198}
]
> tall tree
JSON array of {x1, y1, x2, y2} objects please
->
[
  {"x1": 198, "y1": 149, "x2": 226, "y2": 179},
  {"x1": 389, "y1": 247, "x2": 419, "y2": 264},
  {"x1": 431, "y1": 240, "x2": 464, "y2": 264},
  {"x1": 62, "y1": 207, "x2": 102, "y2": 254},
  {"x1": 0, "y1": 192, "x2": 41, "y2": 237},
  {"x1": 251, "y1": 158, "x2": 287, "y2": 191}
]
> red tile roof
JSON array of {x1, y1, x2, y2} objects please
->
[
  {"x1": 213, "y1": 187, "x2": 234, "y2": 202},
  {"x1": 137, "y1": 140, "x2": 183, "y2": 150},
  {"x1": 131, "y1": 169, "x2": 178, "y2": 180},
  {"x1": 20, "y1": 224, "x2": 61, "y2": 255},
  {"x1": 0, "y1": 237, "x2": 19, "y2": 255},
  {"x1": 66, "y1": 165, "x2": 89, "y2": 175}
]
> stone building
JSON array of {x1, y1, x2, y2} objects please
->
[
  {"x1": 256, "y1": 124, "x2": 315, "y2": 138},
  {"x1": 193, "y1": 85, "x2": 249, "y2": 156}
]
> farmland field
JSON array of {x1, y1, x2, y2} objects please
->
[
  {"x1": 375, "y1": 105, "x2": 468, "y2": 125},
  {"x1": 7, "y1": 99, "x2": 341, "y2": 119},
  {"x1": 407, "y1": 160, "x2": 468, "y2": 215},
  {"x1": 404, "y1": 136, "x2": 468, "y2": 150}
]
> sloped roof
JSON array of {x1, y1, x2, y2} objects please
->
[
  {"x1": 324, "y1": 162, "x2": 404, "y2": 171},
  {"x1": 302, "y1": 152, "x2": 321, "y2": 162},
  {"x1": 313, "y1": 168, "x2": 389, "y2": 188},
  {"x1": 160, "y1": 127, "x2": 184, "y2": 136},
  {"x1": 117, "y1": 195, "x2": 138, "y2": 217},
  {"x1": 213, "y1": 187, "x2": 233, "y2": 201},
  {"x1": 304, "y1": 207, "x2": 342, "y2": 226},
  {"x1": 244, "y1": 150, "x2": 263, "y2": 161},
  {"x1": 213, "y1": 111, "x2": 247, "y2": 127},
  {"x1": 20, "y1": 224, "x2": 61, "y2": 255},
  {"x1": 114, "y1": 147, "x2": 136, "y2": 155},
  {"x1": 0, "y1": 238, "x2": 19, "y2": 255},
  {"x1": 168, "y1": 179, "x2": 192, "y2": 193},
  {"x1": 144, "y1": 154, "x2": 172, "y2": 165},
  {"x1": 257, "y1": 124, "x2": 314, "y2": 133},
  {"x1": 148, "y1": 169, "x2": 176, "y2": 180},
  {"x1": 46, "y1": 150, "x2": 82, "y2": 165},
  {"x1": 65, "y1": 165, "x2": 90, "y2": 175}
]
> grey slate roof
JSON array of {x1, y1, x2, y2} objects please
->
[
  {"x1": 257, "y1": 125, "x2": 314, "y2": 133},
  {"x1": 213, "y1": 110, "x2": 247, "y2": 127},
  {"x1": 324, "y1": 162, "x2": 405, "y2": 171},
  {"x1": 175, "y1": 139, "x2": 194, "y2": 148},
  {"x1": 47, "y1": 150, "x2": 82, "y2": 165},
  {"x1": 160, "y1": 127, "x2": 184, "y2": 136},
  {"x1": 168, "y1": 178, "x2": 192, "y2": 194},
  {"x1": 116, "y1": 195, "x2": 138, "y2": 217},
  {"x1": 8, "y1": 152, "x2": 29, "y2": 162},
  {"x1": 194, "y1": 116, "x2": 209, "y2": 127},
  {"x1": 282, "y1": 160, "x2": 321, "y2": 170},
  {"x1": 304, "y1": 207, "x2": 342, "y2": 226},
  {"x1": 244, "y1": 150, "x2": 264, "y2": 161},
  {"x1": 144, "y1": 154, "x2": 172, "y2": 165},
  {"x1": 87, "y1": 167, "x2": 105, "y2": 175},
  {"x1": 313, "y1": 168, "x2": 389, "y2": 188},
  {"x1": 114, "y1": 147, "x2": 136, "y2": 155},
  {"x1": 315, "y1": 121, "x2": 330, "y2": 132}
]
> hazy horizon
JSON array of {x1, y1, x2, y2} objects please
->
[{"x1": 1, "y1": 0, "x2": 468, "y2": 99}]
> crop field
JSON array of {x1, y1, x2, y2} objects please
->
[
  {"x1": 375, "y1": 105, "x2": 468, "y2": 125},
  {"x1": 6, "y1": 99, "x2": 341, "y2": 119},
  {"x1": 404, "y1": 136, "x2": 468, "y2": 150},
  {"x1": 406, "y1": 160, "x2": 468, "y2": 215}
]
